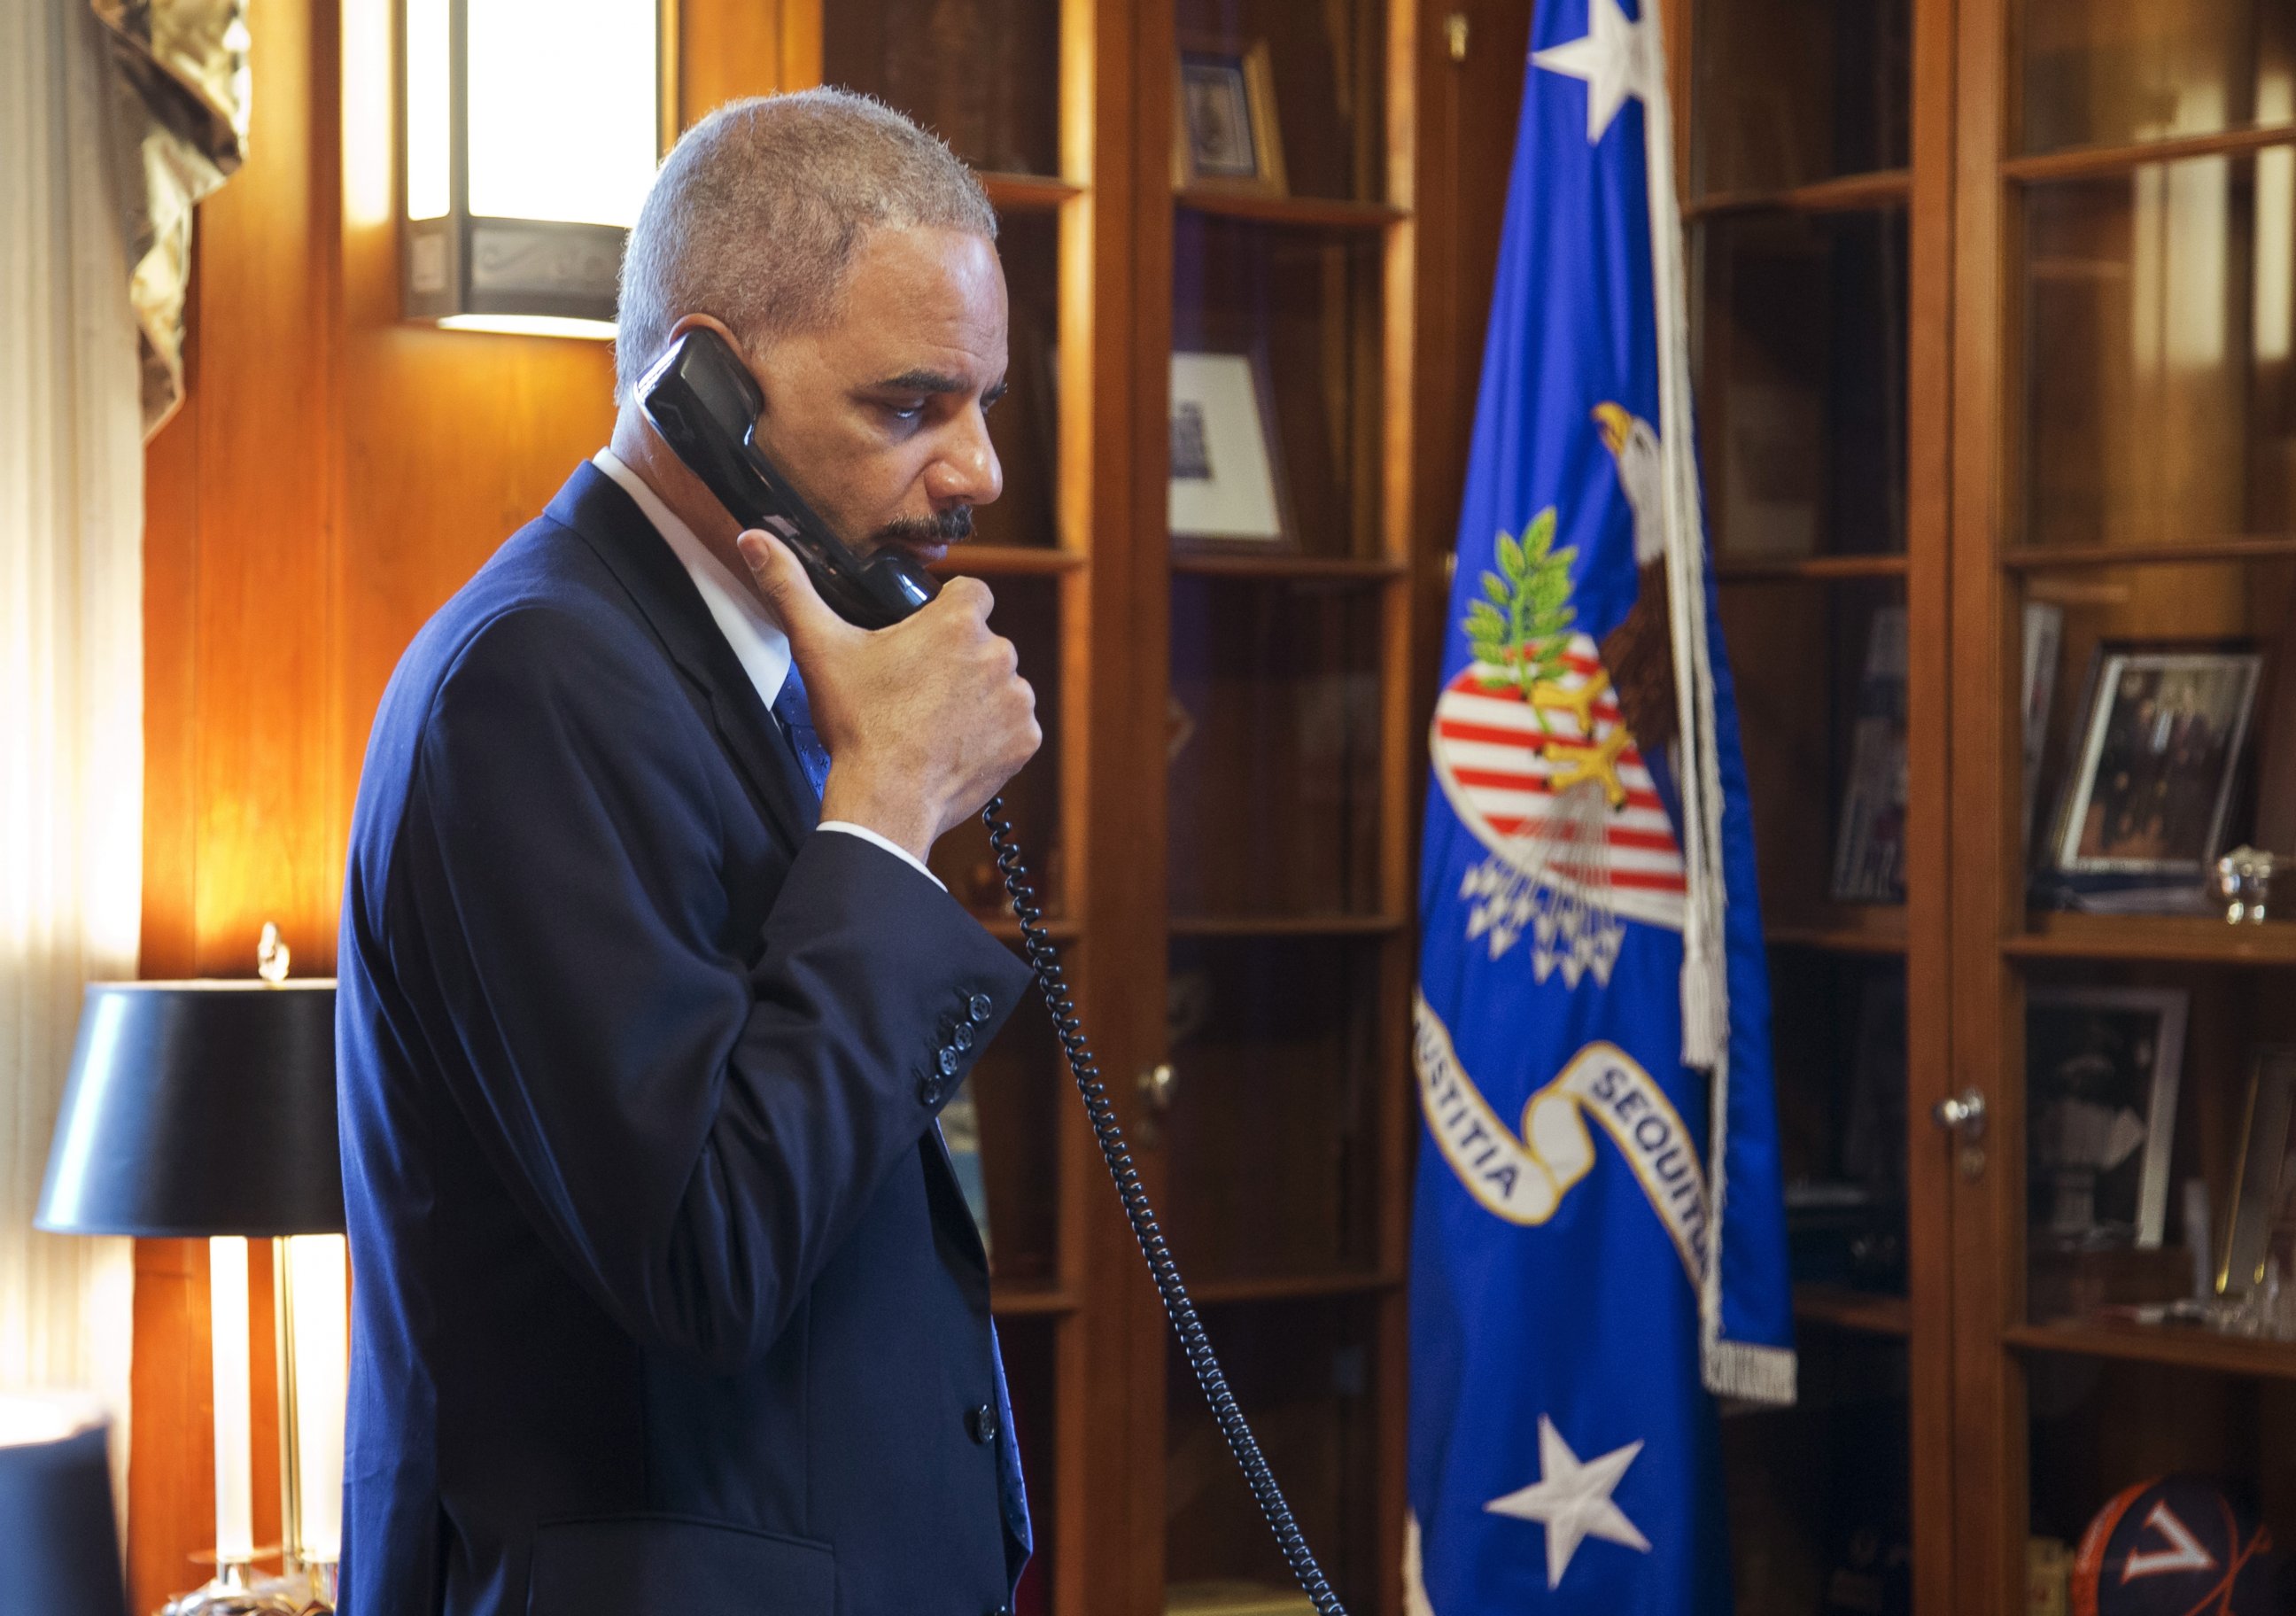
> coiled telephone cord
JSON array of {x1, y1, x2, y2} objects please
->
[{"x1": 981, "y1": 798, "x2": 1347, "y2": 1616}]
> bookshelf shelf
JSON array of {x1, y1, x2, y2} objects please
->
[
  {"x1": 2005, "y1": 1319, "x2": 2296, "y2": 1383},
  {"x1": 1191, "y1": 1271, "x2": 1404, "y2": 1308},
  {"x1": 1686, "y1": 168, "x2": 1913, "y2": 221},
  {"x1": 1714, "y1": 553, "x2": 1911, "y2": 583},
  {"x1": 1172, "y1": 189, "x2": 1407, "y2": 230},
  {"x1": 1169, "y1": 553, "x2": 1407, "y2": 582},
  {"x1": 2003, "y1": 913, "x2": 2296, "y2": 966},
  {"x1": 980, "y1": 171, "x2": 1086, "y2": 212},
  {"x1": 991, "y1": 1286, "x2": 1082, "y2": 1318},
  {"x1": 1793, "y1": 1285, "x2": 1913, "y2": 1338},
  {"x1": 932, "y1": 546, "x2": 1090, "y2": 578},
  {"x1": 1167, "y1": 913, "x2": 1406, "y2": 941}
]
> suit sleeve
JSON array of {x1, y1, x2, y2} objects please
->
[{"x1": 395, "y1": 603, "x2": 1034, "y2": 1376}]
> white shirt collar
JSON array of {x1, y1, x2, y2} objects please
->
[
  {"x1": 588, "y1": 448, "x2": 949, "y2": 891},
  {"x1": 592, "y1": 447, "x2": 791, "y2": 711}
]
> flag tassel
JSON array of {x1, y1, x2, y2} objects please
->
[{"x1": 1641, "y1": 0, "x2": 1794, "y2": 1408}]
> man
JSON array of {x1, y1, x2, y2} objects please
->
[{"x1": 336, "y1": 90, "x2": 1040, "y2": 1616}]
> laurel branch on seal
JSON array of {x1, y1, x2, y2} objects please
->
[{"x1": 1462, "y1": 507, "x2": 1578, "y2": 721}]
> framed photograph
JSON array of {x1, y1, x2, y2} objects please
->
[
  {"x1": 1167, "y1": 350, "x2": 1289, "y2": 546},
  {"x1": 1718, "y1": 379, "x2": 1821, "y2": 559},
  {"x1": 1172, "y1": 39, "x2": 1287, "y2": 195},
  {"x1": 2044, "y1": 641, "x2": 2262, "y2": 881},
  {"x1": 1830, "y1": 605, "x2": 1909, "y2": 905},
  {"x1": 2220, "y1": 1046, "x2": 2296, "y2": 1298},
  {"x1": 2026, "y1": 986, "x2": 2188, "y2": 1250},
  {"x1": 2020, "y1": 601, "x2": 2064, "y2": 851}
]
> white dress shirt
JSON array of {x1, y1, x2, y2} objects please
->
[{"x1": 592, "y1": 448, "x2": 943, "y2": 890}]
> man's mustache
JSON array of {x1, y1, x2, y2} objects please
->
[{"x1": 873, "y1": 507, "x2": 973, "y2": 548}]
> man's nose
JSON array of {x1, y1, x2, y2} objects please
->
[{"x1": 927, "y1": 406, "x2": 1003, "y2": 509}]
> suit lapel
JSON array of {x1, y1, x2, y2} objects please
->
[{"x1": 547, "y1": 463, "x2": 819, "y2": 852}]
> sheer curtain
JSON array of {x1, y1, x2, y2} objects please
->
[{"x1": 0, "y1": 0, "x2": 146, "y2": 1448}]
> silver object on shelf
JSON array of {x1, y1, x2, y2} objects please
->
[{"x1": 2214, "y1": 845, "x2": 2280, "y2": 923}]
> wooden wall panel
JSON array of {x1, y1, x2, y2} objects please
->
[
  {"x1": 135, "y1": 0, "x2": 339, "y2": 1596},
  {"x1": 155, "y1": 0, "x2": 344, "y2": 983},
  {"x1": 131, "y1": 0, "x2": 784, "y2": 1599}
]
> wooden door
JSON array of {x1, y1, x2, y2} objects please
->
[
  {"x1": 1947, "y1": 0, "x2": 2296, "y2": 1609},
  {"x1": 1668, "y1": 0, "x2": 1963, "y2": 1608}
]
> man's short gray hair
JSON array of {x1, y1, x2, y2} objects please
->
[{"x1": 615, "y1": 89, "x2": 997, "y2": 404}]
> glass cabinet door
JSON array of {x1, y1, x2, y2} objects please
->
[
  {"x1": 1154, "y1": 0, "x2": 1415, "y2": 1610},
  {"x1": 1956, "y1": 2, "x2": 2296, "y2": 1610},
  {"x1": 1679, "y1": 0, "x2": 1955, "y2": 1609},
  {"x1": 816, "y1": 11, "x2": 1095, "y2": 1612}
]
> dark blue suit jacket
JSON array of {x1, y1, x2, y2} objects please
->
[{"x1": 336, "y1": 463, "x2": 1034, "y2": 1616}]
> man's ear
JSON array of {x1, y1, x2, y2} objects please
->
[{"x1": 664, "y1": 313, "x2": 770, "y2": 418}]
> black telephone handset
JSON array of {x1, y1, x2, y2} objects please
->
[
  {"x1": 639, "y1": 330, "x2": 940, "y2": 629},
  {"x1": 641, "y1": 329, "x2": 1346, "y2": 1614}
]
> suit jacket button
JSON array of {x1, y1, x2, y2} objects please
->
[
  {"x1": 936, "y1": 1044, "x2": 962, "y2": 1076},
  {"x1": 949, "y1": 1020, "x2": 975, "y2": 1053},
  {"x1": 968, "y1": 1402, "x2": 999, "y2": 1444},
  {"x1": 917, "y1": 1075, "x2": 942, "y2": 1107},
  {"x1": 967, "y1": 991, "x2": 993, "y2": 1024}
]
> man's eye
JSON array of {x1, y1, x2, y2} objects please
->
[{"x1": 884, "y1": 400, "x2": 927, "y2": 423}]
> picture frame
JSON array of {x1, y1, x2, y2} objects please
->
[
  {"x1": 2025, "y1": 985, "x2": 2188, "y2": 1250},
  {"x1": 2042, "y1": 640, "x2": 2262, "y2": 885},
  {"x1": 1167, "y1": 349, "x2": 1291, "y2": 547},
  {"x1": 1172, "y1": 38, "x2": 1287, "y2": 196},
  {"x1": 1830, "y1": 604, "x2": 1909, "y2": 905},
  {"x1": 2219, "y1": 1046, "x2": 2296, "y2": 1298},
  {"x1": 2019, "y1": 601, "x2": 2064, "y2": 851}
]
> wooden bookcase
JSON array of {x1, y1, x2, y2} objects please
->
[
  {"x1": 1948, "y1": 0, "x2": 2296, "y2": 1608},
  {"x1": 1667, "y1": 0, "x2": 1957, "y2": 1608},
  {"x1": 1680, "y1": 0, "x2": 2296, "y2": 1608},
  {"x1": 796, "y1": 2, "x2": 1431, "y2": 1612}
]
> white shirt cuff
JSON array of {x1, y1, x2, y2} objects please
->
[{"x1": 817, "y1": 820, "x2": 946, "y2": 890}]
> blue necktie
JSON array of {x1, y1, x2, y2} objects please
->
[{"x1": 771, "y1": 665, "x2": 832, "y2": 799}]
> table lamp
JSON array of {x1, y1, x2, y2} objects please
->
[
  {"x1": 37, "y1": 926, "x2": 346, "y2": 1615},
  {"x1": 0, "y1": 1395, "x2": 129, "y2": 1616}
]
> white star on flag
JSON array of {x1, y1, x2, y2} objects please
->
[
  {"x1": 1532, "y1": 0, "x2": 1657, "y2": 144},
  {"x1": 1485, "y1": 1414, "x2": 1652, "y2": 1588}
]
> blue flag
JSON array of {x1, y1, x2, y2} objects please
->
[{"x1": 1407, "y1": 1, "x2": 1796, "y2": 1611}]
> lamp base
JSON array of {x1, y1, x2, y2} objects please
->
[
  {"x1": 159, "y1": 1562, "x2": 303, "y2": 1616},
  {"x1": 245, "y1": 1560, "x2": 337, "y2": 1616}
]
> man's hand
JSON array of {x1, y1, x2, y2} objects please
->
[{"x1": 737, "y1": 531, "x2": 1041, "y2": 863}]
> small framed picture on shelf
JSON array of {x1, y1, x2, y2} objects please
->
[
  {"x1": 2037, "y1": 641, "x2": 2262, "y2": 910},
  {"x1": 1172, "y1": 39, "x2": 1287, "y2": 195},
  {"x1": 1830, "y1": 605, "x2": 1908, "y2": 905},
  {"x1": 1167, "y1": 350, "x2": 1289, "y2": 547},
  {"x1": 2019, "y1": 601, "x2": 2064, "y2": 851},
  {"x1": 2220, "y1": 1046, "x2": 2296, "y2": 1299},
  {"x1": 2026, "y1": 986, "x2": 2187, "y2": 1250}
]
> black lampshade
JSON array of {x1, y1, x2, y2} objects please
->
[
  {"x1": 36, "y1": 981, "x2": 342, "y2": 1238},
  {"x1": 0, "y1": 1403, "x2": 128, "y2": 1616}
]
